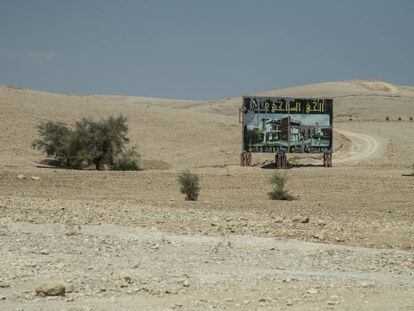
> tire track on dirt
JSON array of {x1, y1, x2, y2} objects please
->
[{"x1": 334, "y1": 129, "x2": 380, "y2": 164}]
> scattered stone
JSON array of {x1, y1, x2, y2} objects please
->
[
  {"x1": 150, "y1": 243, "x2": 160, "y2": 250},
  {"x1": 39, "y1": 249, "x2": 49, "y2": 255},
  {"x1": 317, "y1": 219, "x2": 326, "y2": 227},
  {"x1": 313, "y1": 233, "x2": 325, "y2": 240},
  {"x1": 16, "y1": 175, "x2": 26, "y2": 180},
  {"x1": 64, "y1": 283, "x2": 73, "y2": 293},
  {"x1": 292, "y1": 215, "x2": 310, "y2": 224},
  {"x1": 172, "y1": 303, "x2": 183, "y2": 309},
  {"x1": 35, "y1": 282, "x2": 66, "y2": 296},
  {"x1": 115, "y1": 275, "x2": 133, "y2": 288},
  {"x1": 31, "y1": 176, "x2": 40, "y2": 181},
  {"x1": 182, "y1": 280, "x2": 190, "y2": 287},
  {"x1": 327, "y1": 295, "x2": 340, "y2": 305},
  {"x1": 307, "y1": 288, "x2": 318, "y2": 294},
  {"x1": 293, "y1": 216, "x2": 309, "y2": 223},
  {"x1": 0, "y1": 281, "x2": 10, "y2": 288},
  {"x1": 274, "y1": 217, "x2": 284, "y2": 223},
  {"x1": 335, "y1": 237, "x2": 345, "y2": 242}
]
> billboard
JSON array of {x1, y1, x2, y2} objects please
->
[{"x1": 242, "y1": 96, "x2": 333, "y2": 154}]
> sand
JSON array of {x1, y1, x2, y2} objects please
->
[{"x1": 0, "y1": 79, "x2": 413, "y2": 309}]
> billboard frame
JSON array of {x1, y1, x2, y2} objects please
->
[{"x1": 240, "y1": 96, "x2": 333, "y2": 168}]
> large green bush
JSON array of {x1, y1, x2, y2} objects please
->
[{"x1": 32, "y1": 115, "x2": 140, "y2": 171}]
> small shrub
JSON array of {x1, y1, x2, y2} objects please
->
[
  {"x1": 268, "y1": 173, "x2": 295, "y2": 201},
  {"x1": 410, "y1": 117, "x2": 413, "y2": 121},
  {"x1": 177, "y1": 170, "x2": 200, "y2": 201},
  {"x1": 398, "y1": 117, "x2": 402, "y2": 121},
  {"x1": 385, "y1": 116, "x2": 389, "y2": 121},
  {"x1": 112, "y1": 147, "x2": 141, "y2": 171}
]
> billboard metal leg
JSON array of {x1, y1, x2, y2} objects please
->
[
  {"x1": 275, "y1": 153, "x2": 287, "y2": 169},
  {"x1": 241, "y1": 152, "x2": 252, "y2": 167},
  {"x1": 323, "y1": 152, "x2": 332, "y2": 167}
]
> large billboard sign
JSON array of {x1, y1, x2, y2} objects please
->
[{"x1": 242, "y1": 96, "x2": 333, "y2": 154}]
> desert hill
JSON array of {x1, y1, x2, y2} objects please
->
[
  {"x1": 1, "y1": 79, "x2": 413, "y2": 170},
  {"x1": 195, "y1": 79, "x2": 414, "y2": 118}
]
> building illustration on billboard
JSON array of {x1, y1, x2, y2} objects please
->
[{"x1": 242, "y1": 96, "x2": 333, "y2": 154}]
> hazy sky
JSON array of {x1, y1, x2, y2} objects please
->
[{"x1": 1, "y1": 0, "x2": 413, "y2": 99}]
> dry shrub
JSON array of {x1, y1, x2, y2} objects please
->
[
  {"x1": 268, "y1": 173, "x2": 295, "y2": 201},
  {"x1": 177, "y1": 170, "x2": 200, "y2": 201}
]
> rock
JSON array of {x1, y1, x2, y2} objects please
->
[
  {"x1": 115, "y1": 275, "x2": 133, "y2": 287},
  {"x1": 16, "y1": 175, "x2": 26, "y2": 180},
  {"x1": 150, "y1": 243, "x2": 160, "y2": 250},
  {"x1": 0, "y1": 281, "x2": 10, "y2": 288},
  {"x1": 307, "y1": 288, "x2": 318, "y2": 294},
  {"x1": 313, "y1": 233, "x2": 325, "y2": 240},
  {"x1": 292, "y1": 216, "x2": 309, "y2": 223},
  {"x1": 39, "y1": 249, "x2": 49, "y2": 255},
  {"x1": 35, "y1": 282, "x2": 66, "y2": 296},
  {"x1": 64, "y1": 282, "x2": 73, "y2": 293},
  {"x1": 317, "y1": 219, "x2": 326, "y2": 227},
  {"x1": 31, "y1": 176, "x2": 40, "y2": 181},
  {"x1": 274, "y1": 217, "x2": 284, "y2": 223},
  {"x1": 182, "y1": 280, "x2": 190, "y2": 287},
  {"x1": 0, "y1": 295, "x2": 5, "y2": 301},
  {"x1": 327, "y1": 295, "x2": 340, "y2": 305}
]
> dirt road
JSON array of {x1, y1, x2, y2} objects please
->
[{"x1": 334, "y1": 128, "x2": 381, "y2": 164}]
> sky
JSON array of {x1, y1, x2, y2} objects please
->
[{"x1": 0, "y1": 0, "x2": 413, "y2": 100}]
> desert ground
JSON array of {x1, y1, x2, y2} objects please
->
[{"x1": 0, "y1": 79, "x2": 413, "y2": 310}]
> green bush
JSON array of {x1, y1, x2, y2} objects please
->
[
  {"x1": 32, "y1": 115, "x2": 140, "y2": 171},
  {"x1": 32, "y1": 121, "x2": 72, "y2": 167},
  {"x1": 177, "y1": 170, "x2": 200, "y2": 201},
  {"x1": 268, "y1": 173, "x2": 295, "y2": 201},
  {"x1": 112, "y1": 147, "x2": 141, "y2": 171}
]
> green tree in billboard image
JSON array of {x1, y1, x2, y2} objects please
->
[{"x1": 246, "y1": 128, "x2": 263, "y2": 145}]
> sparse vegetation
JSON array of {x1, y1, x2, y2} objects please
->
[
  {"x1": 268, "y1": 173, "x2": 295, "y2": 201},
  {"x1": 32, "y1": 115, "x2": 140, "y2": 170},
  {"x1": 398, "y1": 117, "x2": 402, "y2": 121},
  {"x1": 287, "y1": 156, "x2": 300, "y2": 168},
  {"x1": 177, "y1": 170, "x2": 200, "y2": 201},
  {"x1": 386, "y1": 116, "x2": 389, "y2": 121}
]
